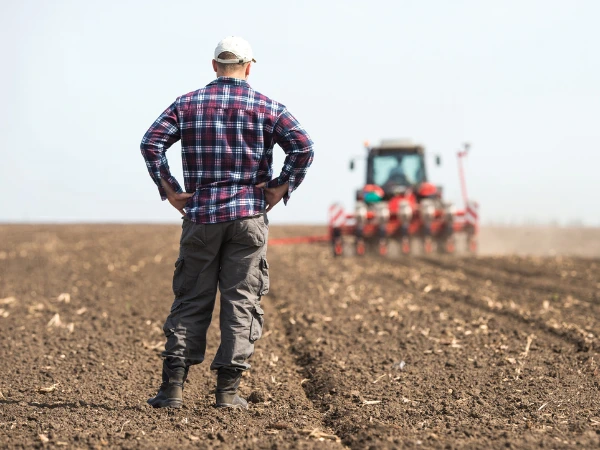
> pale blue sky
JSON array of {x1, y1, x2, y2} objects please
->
[{"x1": 1, "y1": 0, "x2": 599, "y2": 225}]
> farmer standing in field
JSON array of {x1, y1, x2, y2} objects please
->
[{"x1": 140, "y1": 36, "x2": 314, "y2": 409}]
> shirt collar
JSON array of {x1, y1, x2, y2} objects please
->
[{"x1": 208, "y1": 77, "x2": 251, "y2": 88}]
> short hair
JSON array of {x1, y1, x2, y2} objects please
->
[{"x1": 215, "y1": 51, "x2": 249, "y2": 73}]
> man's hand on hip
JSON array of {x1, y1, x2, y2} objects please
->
[
  {"x1": 161, "y1": 178, "x2": 194, "y2": 215},
  {"x1": 256, "y1": 182, "x2": 289, "y2": 213}
]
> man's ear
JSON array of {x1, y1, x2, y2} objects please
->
[
  {"x1": 245, "y1": 62, "x2": 251, "y2": 78},
  {"x1": 212, "y1": 59, "x2": 218, "y2": 73}
]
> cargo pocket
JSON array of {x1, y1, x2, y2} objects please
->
[
  {"x1": 259, "y1": 257, "x2": 270, "y2": 296},
  {"x1": 249, "y1": 304, "x2": 264, "y2": 343},
  {"x1": 172, "y1": 256, "x2": 189, "y2": 297}
]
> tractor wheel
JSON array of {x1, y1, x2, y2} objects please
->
[
  {"x1": 356, "y1": 239, "x2": 365, "y2": 256},
  {"x1": 379, "y1": 240, "x2": 388, "y2": 256},
  {"x1": 401, "y1": 237, "x2": 411, "y2": 255},
  {"x1": 423, "y1": 237, "x2": 433, "y2": 254},
  {"x1": 445, "y1": 237, "x2": 456, "y2": 254},
  {"x1": 468, "y1": 235, "x2": 478, "y2": 254},
  {"x1": 333, "y1": 238, "x2": 344, "y2": 257}
]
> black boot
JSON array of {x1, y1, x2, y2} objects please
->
[
  {"x1": 215, "y1": 367, "x2": 248, "y2": 409},
  {"x1": 147, "y1": 361, "x2": 188, "y2": 408}
]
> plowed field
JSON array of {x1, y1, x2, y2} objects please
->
[{"x1": 1, "y1": 225, "x2": 599, "y2": 449}]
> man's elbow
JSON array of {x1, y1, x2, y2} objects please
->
[
  {"x1": 140, "y1": 133, "x2": 149, "y2": 152},
  {"x1": 140, "y1": 135, "x2": 158, "y2": 156},
  {"x1": 304, "y1": 147, "x2": 315, "y2": 165}
]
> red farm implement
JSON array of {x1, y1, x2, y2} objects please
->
[{"x1": 328, "y1": 140, "x2": 478, "y2": 256}]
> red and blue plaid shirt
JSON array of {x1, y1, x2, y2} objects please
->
[{"x1": 141, "y1": 77, "x2": 314, "y2": 223}]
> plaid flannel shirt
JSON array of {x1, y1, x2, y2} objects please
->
[{"x1": 141, "y1": 77, "x2": 314, "y2": 223}]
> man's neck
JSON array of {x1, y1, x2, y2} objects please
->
[{"x1": 216, "y1": 72, "x2": 247, "y2": 80}]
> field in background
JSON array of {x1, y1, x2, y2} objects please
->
[
  {"x1": 0, "y1": 224, "x2": 599, "y2": 448},
  {"x1": 269, "y1": 225, "x2": 600, "y2": 257},
  {"x1": 479, "y1": 226, "x2": 600, "y2": 257}
]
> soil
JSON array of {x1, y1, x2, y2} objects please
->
[{"x1": 1, "y1": 224, "x2": 599, "y2": 449}]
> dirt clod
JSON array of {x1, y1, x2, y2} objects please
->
[{"x1": 247, "y1": 390, "x2": 267, "y2": 403}]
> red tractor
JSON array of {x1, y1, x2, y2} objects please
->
[{"x1": 329, "y1": 140, "x2": 478, "y2": 256}]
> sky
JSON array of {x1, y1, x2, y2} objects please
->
[{"x1": 1, "y1": 0, "x2": 599, "y2": 225}]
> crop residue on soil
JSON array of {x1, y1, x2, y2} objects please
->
[{"x1": 0, "y1": 224, "x2": 599, "y2": 449}]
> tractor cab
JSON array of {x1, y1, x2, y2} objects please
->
[{"x1": 366, "y1": 140, "x2": 427, "y2": 197}]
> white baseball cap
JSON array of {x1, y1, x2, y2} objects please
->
[{"x1": 214, "y1": 36, "x2": 256, "y2": 64}]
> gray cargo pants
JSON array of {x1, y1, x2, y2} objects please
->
[{"x1": 161, "y1": 214, "x2": 269, "y2": 371}]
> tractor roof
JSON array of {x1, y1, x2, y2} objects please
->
[{"x1": 370, "y1": 139, "x2": 424, "y2": 154}]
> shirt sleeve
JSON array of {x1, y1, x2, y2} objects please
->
[
  {"x1": 267, "y1": 108, "x2": 314, "y2": 204},
  {"x1": 140, "y1": 100, "x2": 183, "y2": 200}
]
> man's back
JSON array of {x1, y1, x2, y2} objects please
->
[
  {"x1": 143, "y1": 35, "x2": 314, "y2": 411},
  {"x1": 141, "y1": 77, "x2": 313, "y2": 224}
]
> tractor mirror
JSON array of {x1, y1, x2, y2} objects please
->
[
  {"x1": 349, "y1": 160, "x2": 355, "y2": 171},
  {"x1": 435, "y1": 155, "x2": 442, "y2": 166}
]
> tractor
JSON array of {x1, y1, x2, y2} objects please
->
[{"x1": 329, "y1": 140, "x2": 478, "y2": 256}]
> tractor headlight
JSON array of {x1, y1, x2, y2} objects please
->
[
  {"x1": 399, "y1": 200, "x2": 413, "y2": 222},
  {"x1": 420, "y1": 199, "x2": 435, "y2": 222},
  {"x1": 355, "y1": 201, "x2": 367, "y2": 223},
  {"x1": 444, "y1": 203, "x2": 456, "y2": 222},
  {"x1": 375, "y1": 202, "x2": 390, "y2": 223}
]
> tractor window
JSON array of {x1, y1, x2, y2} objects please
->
[{"x1": 372, "y1": 153, "x2": 424, "y2": 187}]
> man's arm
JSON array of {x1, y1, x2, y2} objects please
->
[
  {"x1": 160, "y1": 178, "x2": 194, "y2": 216},
  {"x1": 263, "y1": 108, "x2": 314, "y2": 207},
  {"x1": 140, "y1": 100, "x2": 184, "y2": 200}
]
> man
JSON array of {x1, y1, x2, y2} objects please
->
[{"x1": 140, "y1": 36, "x2": 314, "y2": 409}]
